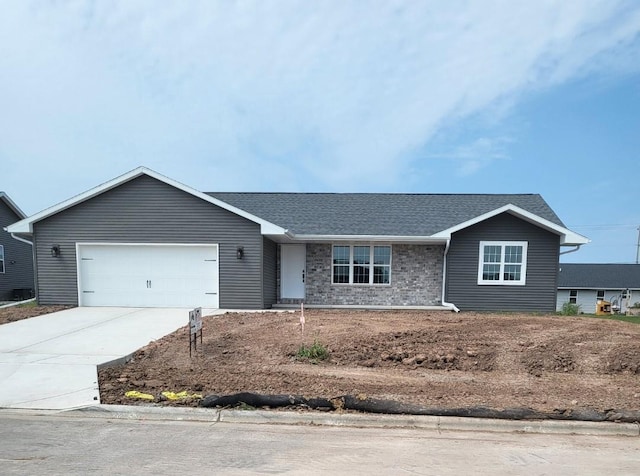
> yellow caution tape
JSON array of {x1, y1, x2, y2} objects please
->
[
  {"x1": 125, "y1": 390, "x2": 155, "y2": 401},
  {"x1": 124, "y1": 390, "x2": 203, "y2": 401},
  {"x1": 161, "y1": 391, "x2": 203, "y2": 400}
]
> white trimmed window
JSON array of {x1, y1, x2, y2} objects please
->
[
  {"x1": 478, "y1": 241, "x2": 527, "y2": 285},
  {"x1": 569, "y1": 289, "x2": 578, "y2": 304},
  {"x1": 332, "y1": 245, "x2": 391, "y2": 285},
  {"x1": 0, "y1": 245, "x2": 4, "y2": 273}
]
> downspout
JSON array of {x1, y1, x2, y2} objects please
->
[
  {"x1": 9, "y1": 231, "x2": 37, "y2": 303},
  {"x1": 9, "y1": 232, "x2": 32, "y2": 246},
  {"x1": 441, "y1": 239, "x2": 460, "y2": 312},
  {"x1": 559, "y1": 244, "x2": 582, "y2": 256}
]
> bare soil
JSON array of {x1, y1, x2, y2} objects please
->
[
  {"x1": 98, "y1": 310, "x2": 640, "y2": 413},
  {"x1": 0, "y1": 304, "x2": 72, "y2": 325}
]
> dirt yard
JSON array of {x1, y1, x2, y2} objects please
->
[
  {"x1": 0, "y1": 304, "x2": 72, "y2": 325},
  {"x1": 97, "y1": 309, "x2": 640, "y2": 413}
]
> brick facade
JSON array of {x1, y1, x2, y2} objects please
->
[{"x1": 278, "y1": 243, "x2": 444, "y2": 306}]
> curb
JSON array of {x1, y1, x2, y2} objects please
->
[{"x1": 26, "y1": 405, "x2": 639, "y2": 437}]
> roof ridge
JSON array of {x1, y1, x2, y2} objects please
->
[{"x1": 207, "y1": 192, "x2": 541, "y2": 196}]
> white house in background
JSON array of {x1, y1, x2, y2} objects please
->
[{"x1": 557, "y1": 263, "x2": 640, "y2": 314}]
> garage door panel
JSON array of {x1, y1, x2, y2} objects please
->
[{"x1": 77, "y1": 244, "x2": 219, "y2": 308}]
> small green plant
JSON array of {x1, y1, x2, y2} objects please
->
[
  {"x1": 559, "y1": 302, "x2": 580, "y2": 316},
  {"x1": 296, "y1": 339, "x2": 329, "y2": 362}
]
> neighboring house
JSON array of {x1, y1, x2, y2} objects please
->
[
  {"x1": 6, "y1": 167, "x2": 588, "y2": 312},
  {"x1": 557, "y1": 263, "x2": 640, "y2": 314},
  {"x1": 0, "y1": 192, "x2": 34, "y2": 301}
]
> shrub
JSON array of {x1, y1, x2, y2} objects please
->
[
  {"x1": 560, "y1": 302, "x2": 580, "y2": 316},
  {"x1": 296, "y1": 339, "x2": 329, "y2": 362}
]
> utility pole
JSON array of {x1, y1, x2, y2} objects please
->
[{"x1": 637, "y1": 226, "x2": 640, "y2": 264}]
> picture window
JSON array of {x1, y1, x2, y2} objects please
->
[{"x1": 332, "y1": 245, "x2": 391, "y2": 285}]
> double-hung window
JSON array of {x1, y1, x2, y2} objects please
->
[
  {"x1": 0, "y1": 245, "x2": 4, "y2": 274},
  {"x1": 478, "y1": 241, "x2": 527, "y2": 285},
  {"x1": 569, "y1": 289, "x2": 578, "y2": 304},
  {"x1": 332, "y1": 245, "x2": 391, "y2": 285}
]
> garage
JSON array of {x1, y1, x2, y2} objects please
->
[{"x1": 77, "y1": 243, "x2": 219, "y2": 308}]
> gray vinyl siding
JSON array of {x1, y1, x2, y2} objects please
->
[
  {"x1": 445, "y1": 213, "x2": 560, "y2": 312},
  {"x1": 262, "y1": 237, "x2": 277, "y2": 308},
  {"x1": 0, "y1": 203, "x2": 34, "y2": 300},
  {"x1": 33, "y1": 175, "x2": 265, "y2": 308}
]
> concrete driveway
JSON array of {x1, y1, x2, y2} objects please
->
[{"x1": 0, "y1": 307, "x2": 220, "y2": 410}]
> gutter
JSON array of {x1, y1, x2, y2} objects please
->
[
  {"x1": 441, "y1": 239, "x2": 460, "y2": 312},
  {"x1": 286, "y1": 233, "x2": 445, "y2": 244}
]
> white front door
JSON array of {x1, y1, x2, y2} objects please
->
[
  {"x1": 281, "y1": 244, "x2": 306, "y2": 299},
  {"x1": 77, "y1": 243, "x2": 219, "y2": 308}
]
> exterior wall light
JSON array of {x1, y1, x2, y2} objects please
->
[
  {"x1": 51, "y1": 244, "x2": 61, "y2": 258},
  {"x1": 236, "y1": 247, "x2": 244, "y2": 259}
]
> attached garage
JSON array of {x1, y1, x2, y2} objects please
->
[
  {"x1": 77, "y1": 244, "x2": 219, "y2": 308},
  {"x1": 7, "y1": 169, "x2": 283, "y2": 309}
]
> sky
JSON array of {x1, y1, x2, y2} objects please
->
[{"x1": 1, "y1": 1, "x2": 639, "y2": 263}]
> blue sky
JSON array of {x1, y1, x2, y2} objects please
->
[{"x1": 1, "y1": 1, "x2": 639, "y2": 263}]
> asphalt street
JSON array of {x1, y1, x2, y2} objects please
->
[{"x1": 1, "y1": 411, "x2": 638, "y2": 475}]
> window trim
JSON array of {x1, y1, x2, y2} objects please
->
[
  {"x1": 569, "y1": 289, "x2": 578, "y2": 304},
  {"x1": 332, "y1": 244, "x2": 392, "y2": 286},
  {"x1": 477, "y1": 241, "x2": 528, "y2": 286},
  {"x1": 0, "y1": 244, "x2": 4, "y2": 274}
]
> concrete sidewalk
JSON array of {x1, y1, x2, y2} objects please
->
[{"x1": 0, "y1": 307, "x2": 220, "y2": 410}]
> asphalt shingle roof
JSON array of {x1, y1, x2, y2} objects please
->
[
  {"x1": 558, "y1": 264, "x2": 640, "y2": 289},
  {"x1": 207, "y1": 193, "x2": 564, "y2": 236}
]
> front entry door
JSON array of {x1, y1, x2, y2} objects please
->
[{"x1": 281, "y1": 244, "x2": 306, "y2": 299}]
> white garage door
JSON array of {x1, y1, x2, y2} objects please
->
[{"x1": 77, "y1": 244, "x2": 219, "y2": 308}]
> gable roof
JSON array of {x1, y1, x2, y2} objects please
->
[
  {"x1": 558, "y1": 264, "x2": 640, "y2": 289},
  {"x1": 0, "y1": 192, "x2": 27, "y2": 220},
  {"x1": 5, "y1": 167, "x2": 588, "y2": 246},
  {"x1": 5, "y1": 167, "x2": 286, "y2": 236},
  {"x1": 208, "y1": 192, "x2": 588, "y2": 245}
]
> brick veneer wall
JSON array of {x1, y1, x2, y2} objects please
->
[{"x1": 302, "y1": 244, "x2": 444, "y2": 306}]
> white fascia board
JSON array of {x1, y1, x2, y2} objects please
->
[
  {"x1": 0, "y1": 192, "x2": 27, "y2": 220},
  {"x1": 558, "y1": 286, "x2": 640, "y2": 290},
  {"x1": 5, "y1": 167, "x2": 288, "y2": 236},
  {"x1": 289, "y1": 234, "x2": 448, "y2": 244},
  {"x1": 431, "y1": 204, "x2": 590, "y2": 246}
]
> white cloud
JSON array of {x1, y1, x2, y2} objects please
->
[
  {"x1": 1, "y1": 0, "x2": 639, "y2": 211},
  {"x1": 426, "y1": 137, "x2": 513, "y2": 176}
]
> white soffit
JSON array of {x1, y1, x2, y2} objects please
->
[{"x1": 431, "y1": 204, "x2": 590, "y2": 246}]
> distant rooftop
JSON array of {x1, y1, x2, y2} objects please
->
[{"x1": 558, "y1": 263, "x2": 640, "y2": 289}]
